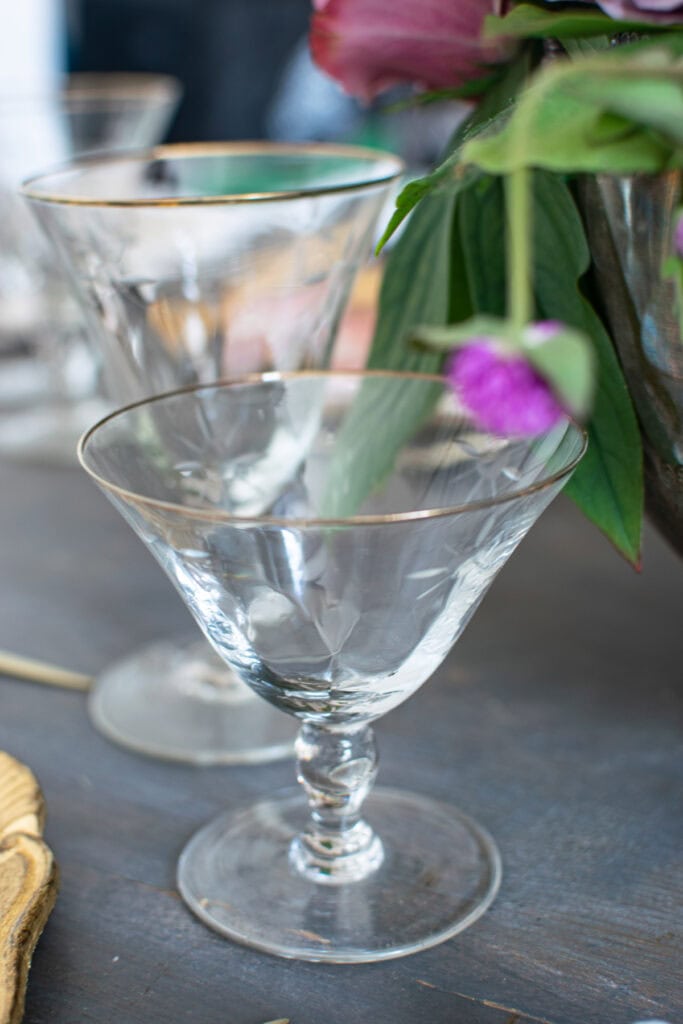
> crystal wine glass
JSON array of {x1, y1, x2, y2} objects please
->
[
  {"x1": 78, "y1": 370, "x2": 586, "y2": 962},
  {"x1": 0, "y1": 73, "x2": 180, "y2": 461},
  {"x1": 23, "y1": 144, "x2": 403, "y2": 764}
]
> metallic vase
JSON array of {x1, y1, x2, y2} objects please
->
[{"x1": 579, "y1": 171, "x2": 683, "y2": 558}]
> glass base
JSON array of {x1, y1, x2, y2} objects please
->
[
  {"x1": 89, "y1": 636, "x2": 295, "y2": 765},
  {"x1": 177, "y1": 788, "x2": 501, "y2": 963}
]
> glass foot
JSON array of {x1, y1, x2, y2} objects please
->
[
  {"x1": 89, "y1": 636, "x2": 295, "y2": 765},
  {"x1": 177, "y1": 788, "x2": 501, "y2": 962}
]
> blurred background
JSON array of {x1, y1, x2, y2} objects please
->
[
  {"x1": 53, "y1": 0, "x2": 455, "y2": 164},
  {"x1": 68, "y1": 0, "x2": 319, "y2": 143},
  {"x1": 0, "y1": 0, "x2": 462, "y2": 454}
]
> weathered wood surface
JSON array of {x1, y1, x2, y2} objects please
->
[
  {"x1": 0, "y1": 460, "x2": 681, "y2": 1024},
  {"x1": 0, "y1": 753, "x2": 58, "y2": 1024}
]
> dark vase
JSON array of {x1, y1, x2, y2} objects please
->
[{"x1": 578, "y1": 171, "x2": 683, "y2": 558}]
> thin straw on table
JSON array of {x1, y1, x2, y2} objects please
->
[{"x1": 0, "y1": 650, "x2": 92, "y2": 691}]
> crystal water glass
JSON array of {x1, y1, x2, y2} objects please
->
[
  {"x1": 23, "y1": 143, "x2": 403, "y2": 764},
  {"x1": 79, "y1": 370, "x2": 586, "y2": 962},
  {"x1": 0, "y1": 73, "x2": 180, "y2": 460}
]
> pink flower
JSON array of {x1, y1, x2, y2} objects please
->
[
  {"x1": 596, "y1": 0, "x2": 683, "y2": 22},
  {"x1": 446, "y1": 337, "x2": 565, "y2": 436},
  {"x1": 524, "y1": 319, "x2": 563, "y2": 345},
  {"x1": 310, "y1": 0, "x2": 506, "y2": 103},
  {"x1": 545, "y1": 0, "x2": 683, "y2": 22}
]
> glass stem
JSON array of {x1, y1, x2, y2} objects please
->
[{"x1": 289, "y1": 720, "x2": 384, "y2": 885}]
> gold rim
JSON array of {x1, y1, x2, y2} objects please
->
[
  {"x1": 78, "y1": 370, "x2": 588, "y2": 528},
  {"x1": 0, "y1": 72, "x2": 181, "y2": 108},
  {"x1": 21, "y1": 141, "x2": 405, "y2": 207}
]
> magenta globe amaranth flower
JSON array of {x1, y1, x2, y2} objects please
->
[{"x1": 446, "y1": 336, "x2": 566, "y2": 437}]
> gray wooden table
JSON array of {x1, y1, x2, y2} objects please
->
[{"x1": 0, "y1": 458, "x2": 681, "y2": 1024}]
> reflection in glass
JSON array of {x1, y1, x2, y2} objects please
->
[
  {"x1": 25, "y1": 143, "x2": 403, "y2": 764},
  {"x1": 0, "y1": 74, "x2": 180, "y2": 460},
  {"x1": 80, "y1": 371, "x2": 586, "y2": 962}
]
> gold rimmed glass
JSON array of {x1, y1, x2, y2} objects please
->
[
  {"x1": 0, "y1": 73, "x2": 180, "y2": 461},
  {"x1": 79, "y1": 370, "x2": 586, "y2": 962},
  {"x1": 23, "y1": 142, "x2": 403, "y2": 765}
]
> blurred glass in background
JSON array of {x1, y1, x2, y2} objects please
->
[
  {"x1": 64, "y1": 0, "x2": 465, "y2": 372},
  {"x1": 0, "y1": 2, "x2": 179, "y2": 460},
  {"x1": 0, "y1": 0, "x2": 464, "y2": 461}
]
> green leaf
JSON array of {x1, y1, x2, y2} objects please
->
[
  {"x1": 322, "y1": 51, "x2": 538, "y2": 518},
  {"x1": 375, "y1": 159, "x2": 475, "y2": 254},
  {"x1": 373, "y1": 53, "x2": 539, "y2": 362},
  {"x1": 428, "y1": 167, "x2": 642, "y2": 562},
  {"x1": 524, "y1": 326, "x2": 594, "y2": 420},
  {"x1": 360, "y1": 46, "x2": 643, "y2": 560},
  {"x1": 318, "y1": 376, "x2": 444, "y2": 519},
  {"x1": 370, "y1": 191, "x2": 461, "y2": 372},
  {"x1": 458, "y1": 175, "x2": 508, "y2": 317},
  {"x1": 566, "y1": 73, "x2": 683, "y2": 147},
  {"x1": 413, "y1": 316, "x2": 508, "y2": 351},
  {"x1": 483, "y1": 3, "x2": 678, "y2": 41},
  {"x1": 375, "y1": 178, "x2": 437, "y2": 254},
  {"x1": 463, "y1": 47, "x2": 683, "y2": 176},
  {"x1": 531, "y1": 172, "x2": 643, "y2": 564},
  {"x1": 564, "y1": 337, "x2": 644, "y2": 566},
  {"x1": 466, "y1": 94, "x2": 674, "y2": 175},
  {"x1": 319, "y1": 189, "x2": 460, "y2": 517},
  {"x1": 377, "y1": 47, "x2": 537, "y2": 252},
  {"x1": 563, "y1": 36, "x2": 613, "y2": 57}
]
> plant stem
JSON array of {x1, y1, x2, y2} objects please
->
[{"x1": 506, "y1": 164, "x2": 533, "y2": 331}]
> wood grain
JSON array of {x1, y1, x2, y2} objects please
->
[
  {"x1": 0, "y1": 752, "x2": 45, "y2": 838},
  {"x1": 0, "y1": 754, "x2": 58, "y2": 1024}
]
